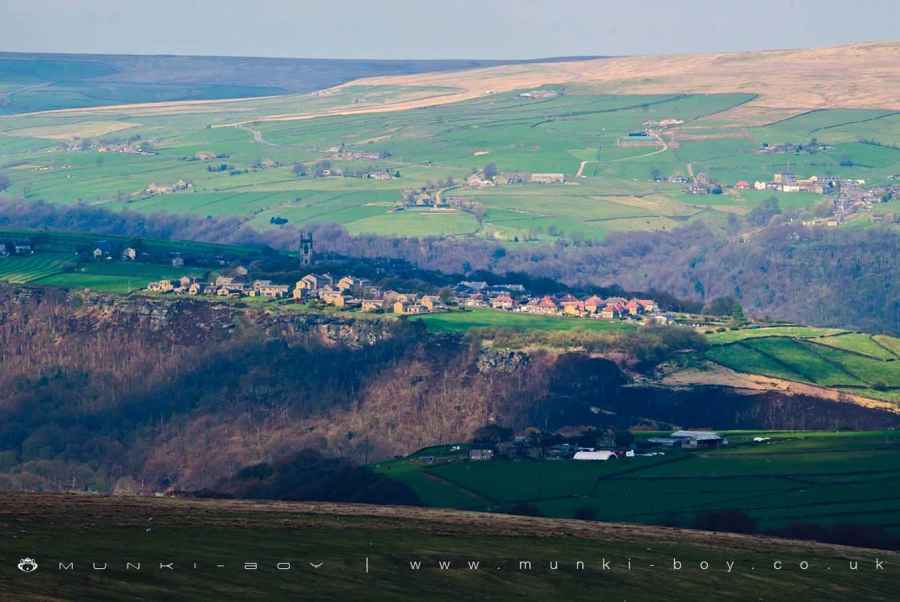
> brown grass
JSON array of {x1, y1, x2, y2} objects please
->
[
  {"x1": 4, "y1": 121, "x2": 139, "y2": 140},
  {"x1": 2, "y1": 491, "x2": 896, "y2": 559},
  {"x1": 235, "y1": 41, "x2": 900, "y2": 125},
  {"x1": 13, "y1": 42, "x2": 898, "y2": 126}
]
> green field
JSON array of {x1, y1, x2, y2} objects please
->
[
  {"x1": 0, "y1": 229, "x2": 248, "y2": 292},
  {"x1": 0, "y1": 228, "x2": 263, "y2": 259},
  {"x1": 411, "y1": 308, "x2": 636, "y2": 333},
  {"x1": 2, "y1": 81, "x2": 894, "y2": 242},
  {"x1": 34, "y1": 262, "x2": 205, "y2": 293},
  {"x1": 0, "y1": 253, "x2": 73, "y2": 283},
  {"x1": 704, "y1": 330, "x2": 900, "y2": 402},
  {"x1": 815, "y1": 333, "x2": 900, "y2": 361},
  {"x1": 705, "y1": 326, "x2": 848, "y2": 344},
  {"x1": 375, "y1": 431, "x2": 900, "y2": 540}
]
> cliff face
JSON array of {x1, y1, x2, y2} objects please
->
[
  {"x1": 0, "y1": 285, "x2": 896, "y2": 495},
  {"x1": 0, "y1": 285, "x2": 400, "y2": 347}
]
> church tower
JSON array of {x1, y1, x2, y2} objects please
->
[{"x1": 299, "y1": 231, "x2": 314, "y2": 266}]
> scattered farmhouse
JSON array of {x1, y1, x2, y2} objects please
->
[
  {"x1": 466, "y1": 173, "x2": 495, "y2": 188},
  {"x1": 144, "y1": 179, "x2": 193, "y2": 195},
  {"x1": 530, "y1": 173, "x2": 565, "y2": 184},
  {"x1": 519, "y1": 89, "x2": 559, "y2": 99}
]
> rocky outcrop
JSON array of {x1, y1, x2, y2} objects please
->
[{"x1": 476, "y1": 347, "x2": 530, "y2": 373}]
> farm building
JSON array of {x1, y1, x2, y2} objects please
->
[
  {"x1": 530, "y1": 173, "x2": 565, "y2": 184},
  {"x1": 469, "y1": 449, "x2": 494, "y2": 461},
  {"x1": 646, "y1": 437, "x2": 679, "y2": 447},
  {"x1": 670, "y1": 431, "x2": 725, "y2": 449},
  {"x1": 573, "y1": 450, "x2": 616, "y2": 461},
  {"x1": 1, "y1": 240, "x2": 34, "y2": 256}
]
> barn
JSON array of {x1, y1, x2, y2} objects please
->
[
  {"x1": 670, "y1": 431, "x2": 724, "y2": 449},
  {"x1": 573, "y1": 450, "x2": 616, "y2": 461}
]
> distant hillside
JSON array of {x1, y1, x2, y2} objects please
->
[
  {"x1": 0, "y1": 52, "x2": 597, "y2": 115},
  {"x1": 235, "y1": 41, "x2": 900, "y2": 125}
]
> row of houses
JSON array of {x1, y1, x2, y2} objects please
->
[
  {"x1": 144, "y1": 179, "x2": 193, "y2": 195},
  {"x1": 146, "y1": 271, "x2": 665, "y2": 325},
  {"x1": 64, "y1": 139, "x2": 155, "y2": 155},
  {"x1": 465, "y1": 171, "x2": 566, "y2": 188},
  {"x1": 756, "y1": 141, "x2": 834, "y2": 155},
  {"x1": 147, "y1": 275, "x2": 287, "y2": 297},
  {"x1": 145, "y1": 271, "x2": 447, "y2": 315},
  {"x1": 462, "y1": 288, "x2": 664, "y2": 322},
  {"x1": 294, "y1": 273, "x2": 448, "y2": 314}
]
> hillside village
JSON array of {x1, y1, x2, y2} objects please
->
[
  {"x1": 63, "y1": 136, "x2": 156, "y2": 156},
  {"x1": 658, "y1": 168, "x2": 898, "y2": 224},
  {"x1": 0, "y1": 230, "x2": 670, "y2": 325},
  {"x1": 146, "y1": 271, "x2": 669, "y2": 324}
]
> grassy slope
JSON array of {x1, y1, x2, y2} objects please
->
[
  {"x1": 0, "y1": 228, "x2": 256, "y2": 291},
  {"x1": 704, "y1": 328, "x2": 900, "y2": 403},
  {"x1": 411, "y1": 308, "x2": 635, "y2": 333},
  {"x1": 33, "y1": 262, "x2": 206, "y2": 293},
  {"x1": 0, "y1": 492, "x2": 897, "y2": 601},
  {"x1": 0, "y1": 254, "x2": 74, "y2": 284}
]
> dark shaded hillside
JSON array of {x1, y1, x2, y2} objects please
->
[
  {"x1": 0, "y1": 52, "x2": 595, "y2": 114},
  {"x1": 0, "y1": 286, "x2": 895, "y2": 496}
]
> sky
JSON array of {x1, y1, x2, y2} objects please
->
[{"x1": 1, "y1": 0, "x2": 898, "y2": 60}]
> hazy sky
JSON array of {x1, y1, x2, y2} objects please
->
[{"x1": 2, "y1": 0, "x2": 897, "y2": 59}]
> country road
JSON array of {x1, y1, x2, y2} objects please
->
[
  {"x1": 236, "y1": 123, "x2": 276, "y2": 146},
  {"x1": 611, "y1": 131, "x2": 670, "y2": 162},
  {"x1": 576, "y1": 159, "x2": 594, "y2": 177}
]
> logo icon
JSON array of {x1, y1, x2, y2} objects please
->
[{"x1": 17, "y1": 558, "x2": 38, "y2": 573}]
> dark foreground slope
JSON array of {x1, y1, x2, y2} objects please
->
[{"x1": 0, "y1": 492, "x2": 897, "y2": 602}]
